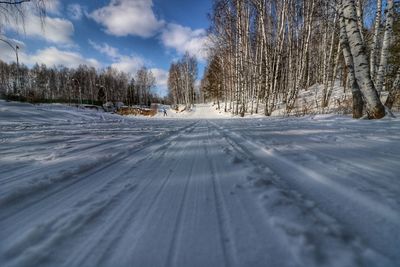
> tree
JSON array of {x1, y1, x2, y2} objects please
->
[
  {"x1": 375, "y1": 0, "x2": 395, "y2": 93},
  {"x1": 202, "y1": 54, "x2": 224, "y2": 109},
  {"x1": 0, "y1": 59, "x2": 161, "y2": 105},
  {"x1": 385, "y1": 6, "x2": 400, "y2": 109},
  {"x1": 0, "y1": 0, "x2": 46, "y2": 31},
  {"x1": 341, "y1": 0, "x2": 385, "y2": 119},
  {"x1": 135, "y1": 67, "x2": 155, "y2": 106},
  {"x1": 339, "y1": 5, "x2": 364, "y2": 118},
  {"x1": 370, "y1": 0, "x2": 382, "y2": 81},
  {"x1": 167, "y1": 53, "x2": 198, "y2": 109}
]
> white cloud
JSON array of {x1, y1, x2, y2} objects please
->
[
  {"x1": 88, "y1": 41, "x2": 167, "y2": 94},
  {"x1": 161, "y1": 23, "x2": 209, "y2": 61},
  {"x1": 0, "y1": 42, "x2": 101, "y2": 69},
  {"x1": 89, "y1": 0, "x2": 164, "y2": 38},
  {"x1": 111, "y1": 55, "x2": 145, "y2": 74},
  {"x1": 7, "y1": 12, "x2": 74, "y2": 45},
  {"x1": 67, "y1": 4, "x2": 86, "y2": 21},
  {"x1": 151, "y1": 68, "x2": 168, "y2": 87},
  {"x1": 150, "y1": 68, "x2": 168, "y2": 96},
  {"x1": 46, "y1": 0, "x2": 62, "y2": 15},
  {"x1": 89, "y1": 40, "x2": 146, "y2": 75},
  {"x1": 89, "y1": 40, "x2": 120, "y2": 60},
  {"x1": 26, "y1": 47, "x2": 100, "y2": 69}
]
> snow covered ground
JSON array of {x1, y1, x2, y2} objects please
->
[
  {"x1": 1, "y1": 100, "x2": 400, "y2": 267},
  {"x1": 150, "y1": 103, "x2": 233, "y2": 119}
]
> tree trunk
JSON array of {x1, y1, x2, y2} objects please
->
[
  {"x1": 375, "y1": 0, "x2": 394, "y2": 93},
  {"x1": 385, "y1": 70, "x2": 400, "y2": 109},
  {"x1": 342, "y1": 0, "x2": 385, "y2": 119},
  {"x1": 339, "y1": 3, "x2": 363, "y2": 118},
  {"x1": 355, "y1": 0, "x2": 364, "y2": 41},
  {"x1": 370, "y1": 0, "x2": 382, "y2": 81}
]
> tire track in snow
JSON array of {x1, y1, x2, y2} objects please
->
[
  {"x1": 233, "y1": 122, "x2": 400, "y2": 221},
  {"x1": 231, "y1": 123, "x2": 400, "y2": 206},
  {"x1": 165, "y1": 150, "x2": 196, "y2": 267},
  {"x1": 203, "y1": 122, "x2": 237, "y2": 267},
  {"x1": 89, "y1": 126, "x2": 198, "y2": 267},
  {"x1": 0, "y1": 136, "x2": 78, "y2": 156},
  {"x1": 1, "y1": 122, "x2": 200, "y2": 267},
  {"x1": 209, "y1": 121, "x2": 361, "y2": 264},
  {"x1": 92, "y1": 170, "x2": 175, "y2": 267},
  {"x1": 0, "y1": 121, "x2": 198, "y2": 221},
  {"x1": 78, "y1": 123, "x2": 199, "y2": 267},
  {"x1": 2, "y1": 179, "x2": 138, "y2": 267},
  {"x1": 205, "y1": 121, "x2": 300, "y2": 267},
  {"x1": 0, "y1": 136, "x2": 128, "y2": 184},
  {"x1": 45, "y1": 130, "x2": 189, "y2": 267},
  {"x1": 209, "y1": 120, "x2": 399, "y2": 266},
  {"x1": 111, "y1": 123, "x2": 232, "y2": 267}
]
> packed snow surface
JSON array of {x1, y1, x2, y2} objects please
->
[{"x1": 1, "y1": 100, "x2": 399, "y2": 267}]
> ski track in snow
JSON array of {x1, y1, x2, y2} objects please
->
[{"x1": 0, "y1": 101, "x2": 399, "y2": 267}]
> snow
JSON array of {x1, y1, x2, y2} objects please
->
[
  {"x1": 150, "y1": 104, "x2": 233, "y2": 119},
  {"x1": 1, "y1": 100, "x2": 400, "y2": 267}
]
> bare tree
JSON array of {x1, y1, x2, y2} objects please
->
[
  {"x1": 167, "y1": 53, "x2": 198, "y2": 109},
  {"x1": 0, "y1": 0, "x2": 46, "y2": 31}
]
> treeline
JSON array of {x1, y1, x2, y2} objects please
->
[
  {"x1": 167, "y1": 52, "x2": 199, "y2": 108},
  {"x1": 0, "y1": 0, "x2": 163, "y2": 106},
  {"x1": 0, "y1": 61, "x2": 162, "y2": 106},
  {"x1": 201, "y1": 0, "x2": 400, "y2": 118}
]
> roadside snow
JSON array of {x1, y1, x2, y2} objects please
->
[
  {"x1": 1, "y1": 100, "x2": 399, "y2": 267},
  {"x1": 150, "y1": 104, "x2": 233, "y2": 119}
]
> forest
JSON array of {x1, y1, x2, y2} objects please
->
[
  {"x1": 197, "y1": 0, "x2": 400, "y2": 118},
  {"x1": 0, "y1": 61, "x2": 162, "y2": 106},
  {"x1": 0, "y1": 1, "x2": 162, "y2": 106}
]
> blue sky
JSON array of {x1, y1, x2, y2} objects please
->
[{"x1": 0, "y1": 0, "x2": 213, "y2": 96}]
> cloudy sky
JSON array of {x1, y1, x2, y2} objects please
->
[{"x1": 0, "y1": 0, "x2": 212, "y2": 96}]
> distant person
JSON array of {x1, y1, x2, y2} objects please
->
[{"x1": 163, "y1": 108, "x2": 167, "y2": 117}]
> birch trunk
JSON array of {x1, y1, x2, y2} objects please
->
[
  {"x1": 370, "y1": 0, "x2": 382, "y2": 81},
  {"x1": 342, "y1": 0, "x2": 385, "y2": 119},
  {"x1": 339, "y1": 2, "x2": 363, "y2": 118},
  {"x1": 323, "y1": 41, "x2": 341, "y2": 109},
  {"x1": 355, "y1": 0, "x2": 364, "y2": 41},
  {"x1": 322, "y1": 13, "x2": 338, "y2": 108},
  {"x1": 375, "y1": 0, "x2": 394, "y2": 93},
  {"x1": 385, "y1": 70, "x2": 400, "y2": 109}
]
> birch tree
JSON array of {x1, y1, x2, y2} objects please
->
[
  {"x1": 375, "y1": 0, "x2": 395, "y2": 93},
  {"x1": 370, "y1": 0, "x2": 382, "y2": 81},
  {"x1": 339, "y1": 6, "x2": 364, "y2": 118},
  {"x1": 167, "y1": 53, "x2": 198, "y2": 108},
  {"x1": 341, "y1": 0, "x2": 385, "y2": 119},
  {"x1": 385, "y1": 12, "x2": 400, "y2": 109},
  {"x1": 202, "y1": 0, "x2": 394, "y2": 118}
]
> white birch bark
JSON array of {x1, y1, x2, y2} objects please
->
[
  {"x1": 370, "y1": 0, "x2": 382, "y2": 81},
  {"x1": 323, "y1": 41, "x2": 341, "y2": 109},
  {"x1": 355, "y1": 0, "x2": 364, "y2": 41},
  {"x1": 375, "y1": 0, "x2": 394, "y2": 93},
  {"x1": 342, "y1": 0, "x2": 385, "y2": 119},
  {"x1": 385, "y1": 69, "x2": 400, "y2": 109}
]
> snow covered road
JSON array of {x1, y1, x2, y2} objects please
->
[{"x1": 1, "y1": 102, "x2": 400, "y2": 267}]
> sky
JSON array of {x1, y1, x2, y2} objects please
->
[{"x1": 0, "y1": 0, "x2": 213, "y2": 96}]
